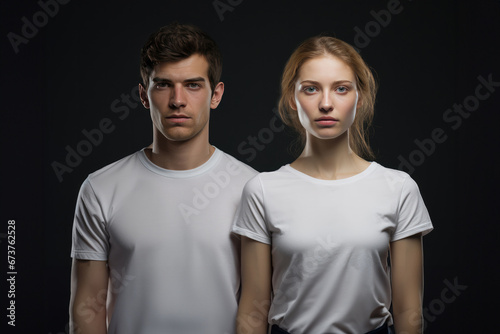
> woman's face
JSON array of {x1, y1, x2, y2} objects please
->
[{"x1": 293, "y1": 55, "x2": 359, "y2": 141}]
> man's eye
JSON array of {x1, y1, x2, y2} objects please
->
[
  {"x1": 188, "y1": 83, "x2": 201, "y2": 89},
  {"x1": 156, "y1": 82, "x2": 168, "y2": 88}
]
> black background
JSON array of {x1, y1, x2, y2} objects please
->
[{"x1": 1, "y1": 0, "x2": 499, "y2": 333}]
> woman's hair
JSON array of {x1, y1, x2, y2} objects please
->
[
  {"x1": 140, "y1": 22, "x2": 222, "y2": 94},
  {"x1": 278, "y1": 35, "x2": 377, "y2": 160}
]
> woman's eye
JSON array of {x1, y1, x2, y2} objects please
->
[
  {"x1": 303, "y1": 86, "x2": 318, "y2": 93},
  {"x1": 336, "y1": 86, "x2": 348, "y2": 93}
]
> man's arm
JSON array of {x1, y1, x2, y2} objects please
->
[
  {"x1": 390, "y1": 234, "x2": 424, "y2": 334},
  {"x1": 236, "y1": 236, "x2": 272, "y2": 334},
  {"x1": 69, "y1": 259, "x2": 109, "y2": 334}
]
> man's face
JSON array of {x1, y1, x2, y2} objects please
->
[{"x1": 140, "y1": 54, "x2": 224, "y2": 143}]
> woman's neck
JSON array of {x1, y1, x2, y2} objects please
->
[{"x1": 291, "y1": 131, "x2": 371, "y2": 180}]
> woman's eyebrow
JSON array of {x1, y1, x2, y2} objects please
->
[{"x1": 300, "y1": 79, "x2": 353, "y2": 85}]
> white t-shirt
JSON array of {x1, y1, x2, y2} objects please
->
[
  {"x1": 71, "y1": 148, "x2": 256, "y2": 334},
  {"x1": 233, "y1": 162, "x2": 433, "y2": 334}
]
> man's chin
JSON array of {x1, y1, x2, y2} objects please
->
[{"x1": 163, "y1": 130, "x2": 196, "y2": 143}]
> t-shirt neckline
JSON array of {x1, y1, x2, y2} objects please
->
[
  {"x1": 283, "y1": 161, "x2": 378, "y2": 185},
  {"x1": 138, "y1": 147, "x2": 222, "y2": 178}
]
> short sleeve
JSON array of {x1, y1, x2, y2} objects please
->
[
  {"x1": 232, "y1": 175, "x2": 271, "y2": 244},
  {"x1": 70, "y1": 178, "x2": 109, "y2": 260},
  {"x1": 392, "y1": 176, "x2": 433, "y2": 241}
]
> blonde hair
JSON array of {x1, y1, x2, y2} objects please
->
[{"x1": 278, "y1": 36, "x2": 377, "y2": 159}]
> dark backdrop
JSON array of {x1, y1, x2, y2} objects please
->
[{"x1": 1, "y1": 0, "x2": 499, "y2": 333}]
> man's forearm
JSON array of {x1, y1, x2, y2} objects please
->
[
  {"x1": 70, "y1": 288, "x2": 108, "y2": 334},
  {"x1": 393, "y1": 308, "x2": 422, "y2": 334}
]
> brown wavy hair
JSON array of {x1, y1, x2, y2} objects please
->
[
  {"x1": 278, "y1": 36, "x2": 377, "y2": 160},
  {"x1": 140, "y1": 22, "x2": 222, "y2": 94}
]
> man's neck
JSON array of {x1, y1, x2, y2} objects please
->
[{"x1": 146, "y1": 132, "x2": 215, "y2": 171}]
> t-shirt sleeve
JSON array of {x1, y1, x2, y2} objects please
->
[
  {"x1": 70, "y1": 178, "x2": 109, "y2": 260},
  {"x1": 392, "y1": 175, "x2": 433, "y2": 241},
  {"x1": 232, "y1": 175, "x2": 271, "y2": 244}
]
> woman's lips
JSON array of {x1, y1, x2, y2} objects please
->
[{"x1": 315, "y1": 117, "x2": 338, "y2": 126}]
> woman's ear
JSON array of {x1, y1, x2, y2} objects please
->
[{"x1": 289, "y1": 95, "x2": 297, "y2": 111}]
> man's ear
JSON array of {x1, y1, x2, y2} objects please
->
[
  {"x1": 139, "y1": 83, "x2": 150, "y2": 109},
  {"x1": 210, "y1": 82, "x2": 225, "y2": 109}
]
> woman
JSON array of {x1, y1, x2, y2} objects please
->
[{"x1": 233, "y1": 36, "x2": 433, "y2": 334}]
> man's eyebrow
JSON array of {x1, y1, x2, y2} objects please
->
[
  {"x1": 183, "y1": 77, "x2": 205, "y2": 83},
  {"x1": 152, "y1": 77, "x2": 170, "y2": 83},
  {"x1": 152, "y1": 77, "x2": 206, "y2": 83}
]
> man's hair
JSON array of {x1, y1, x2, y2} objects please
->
[{"x1": 140, "y1": 22, "x2": 222, "y2": 93}]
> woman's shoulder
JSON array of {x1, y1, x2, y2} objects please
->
[
  {"x1": 242, "y1": 165, "x2": 296, "y2": 192},
  {"x1": 261, "y1": 164, "x2": 292, "y2": 173},
  {"x1": 369, "y1": 162, "x2": 423, "y2": 195},
  {"x1": 371, "y1": 162, "x2": 411, "y2": 180}
]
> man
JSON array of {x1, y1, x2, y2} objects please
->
[{"x1": 69, "y1": 22, "x2": 256, "y2": 334}]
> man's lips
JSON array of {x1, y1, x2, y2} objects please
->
[{"x1": 166, "y1": 114, "x2": 190, "y2": 123}]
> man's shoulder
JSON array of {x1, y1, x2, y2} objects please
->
[
  {"x1": 216, "y1": 148, "x2": 258, "y2": 178},
  {"x1": 87, "y1": 150, "x2": 142, "y2": 182}
]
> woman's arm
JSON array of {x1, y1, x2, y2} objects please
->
[
  {"x1": 390, "y1": 234, "x2": 424, "y2": 334},
  {"x1": 237, "y1": 236, "x2": 272, "y2": 334}
]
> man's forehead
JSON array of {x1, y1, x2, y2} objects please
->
[{"x1": 150, "y1": 54, "x2": 209, "y2": 81}]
